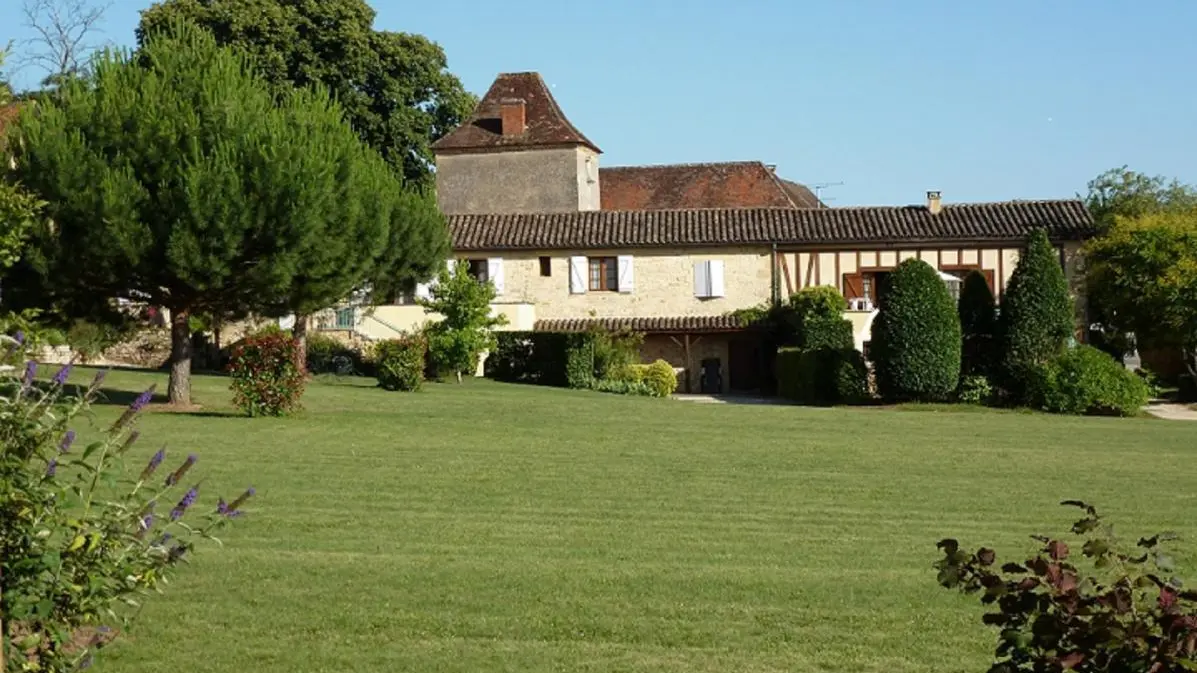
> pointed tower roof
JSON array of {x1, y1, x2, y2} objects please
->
[{"x1": 432, "y1": 72, "x2": 600, "y2": 154}]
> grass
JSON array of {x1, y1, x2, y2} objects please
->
[{"x1": 52, "y1": 367, "x2": 1197, "y2": 673}]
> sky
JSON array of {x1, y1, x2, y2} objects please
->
[{"x1": 2, "y1": 0, "x2": 1195, "y2": 206}]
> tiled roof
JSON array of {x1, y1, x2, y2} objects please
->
[
  {"x1": 534, "y1": 315, "x2": 755, "y2": 334},
  {"x1": 599, "y1": 161, "x2": 825, "y2": 210},
  {"x1": 432, "y1": 72, "x2": 600, "y2": 153},
  {"x1": 449, "y1": 200, "x2": 1094, "y2": 251}
]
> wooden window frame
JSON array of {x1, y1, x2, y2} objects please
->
[{"x1": 588, "y1": 256, "x2": 618, "y2": 292}]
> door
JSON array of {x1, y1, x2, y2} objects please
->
[{"x1": 728, "y1": 337, "x2": 763, "y2": 393}]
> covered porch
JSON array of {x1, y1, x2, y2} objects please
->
[{"x1": 533, "y1": 316, "x2": 770, "y2": 395}]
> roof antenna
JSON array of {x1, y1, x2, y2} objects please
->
[{"x1": 812, "y1": 181, "x2": 844, "y2": 204}]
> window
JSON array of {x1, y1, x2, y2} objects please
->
[
  {"x1": 941, "y1": 266, "x2": 996, "y2": 298},
  {"x1": 465, "y1": 259, "x2": 488, "y2": 283},
  {"x1": 334, "y1": 307, "x2": 354, "y2": 329},
  {"x1": 539, "y1": 256, "x2": 552, "y2": 277},
  {"x1": 844, "y1": 269, "x2": 894, "y2": 308},
  {"x1": 588, "y1": 257, "x2": 617, "y2": 291}
]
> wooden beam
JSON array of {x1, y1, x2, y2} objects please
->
[
  {"x1": 683, "y1": 333, "x2": 693, "y2": 393},
  {"x1": 805, "y1": 253, "x2": 816, "y2": 287},
  {"x1": 779, "y1": 252, "x2": 793, "y2": 297},
  {"x1": 834, "y1": 252, "x2": 841, "y2": 293},
  {"x1": 997, "y1": 249, "x2": 1005, "y2": 301}
]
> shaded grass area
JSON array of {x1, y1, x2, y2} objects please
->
[{"x1": 48, "y1": 367, "x2": 1197, "y2": 673}]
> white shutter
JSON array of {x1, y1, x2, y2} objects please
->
[
  {"x1": 487, "y1": 257, "x2": 504, "y2": 295},
  {"x1": 569, "y1": 256, "x2": 587, "y2": 294},
  {"x1": 694, "y1": 261, "x2": 711, "y2": 298},
  {"x1": 708, "y1": 260, "x2": 725, "y2": 298},
  {"x1": 414, "y1": 283, "x2": 432, "y2": 300},
  {"x1": 617, "y1": 255, "x2": 634, "y2": 293}
]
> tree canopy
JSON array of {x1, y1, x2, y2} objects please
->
[
  {"x1": 1086, "y1": 209, "x2": 1197, "y2": 379},
  {"x1": 8, "y1": 22, "x2": 420, "y2": 404},
  {"x1": 137, "y1": 0, "x2": 477, "y2": 188},
  {"x1": 1085, "y1": 166, "x2": 1197, "y2": 233},
  {"x1": 420, "y1": 261, "x2": 506, "y2": 382}
]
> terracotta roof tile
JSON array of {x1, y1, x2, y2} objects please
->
[
  {"x1": 432, "y1": 72, "x2": 600, "y2": 153},
  {"x1": 449, "y1": 200, "x2": 1094, "y2": 251},
  {"x1": 534, "y1": 315, "x2": 756, "y2": 334},
  {"x1": 599, "y1": 161, "x2": 825, "y2": 210}
]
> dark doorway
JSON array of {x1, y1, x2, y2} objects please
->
[{"x1": 728, "y1": 337, "x2": 764, "y2": 393}]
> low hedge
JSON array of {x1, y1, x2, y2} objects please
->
[
  {"x1": 374, "y1": 334, "x2": 427, "y2": 392},
  {"x1": 306, "y1": 333, "x2": 373, "y2": 376},
  {"x1": 1029, "y1": 344, "x2": 1151, "y2": 416},
  {"x1": 610, "y1": 359, "x2": 677, "y2": 398},
  {"x1": 777, "y1": 346, "x2": 869, "y2": 406},
  {"x1": 227, "y1": 331, "x2": 306, "y2": 416},
  {"x1": 802, "y1": 316, "x2": 854, "y2": 351},
  {"x1": 486, "y1": 331, "x2": 610, "y2": 389}
]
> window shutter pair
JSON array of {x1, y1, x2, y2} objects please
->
[
  {"x1": 486, "y1": 258, "x2": 505, "y2": 295},
  {"x1": 842, "y1": 273, "x2": 865, "y2": 300},
  {"x1": 694, "y1": 260, "x2": 725, "y2": 298},
  {"x1": 569, "y1": 255, "x2": 634, "y2": 293}
]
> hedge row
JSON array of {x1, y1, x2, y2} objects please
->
[
  {"x1": 776, "y1": 316, "x2": 868, "y2": 405},
  {"x1": 486, "y1": 331, "x2": 598, "y2": 389}
]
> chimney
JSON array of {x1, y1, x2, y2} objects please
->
[
  {"x1": 927, "y1": 190, "x2": 942, "y2": 215},
  {"x1": 500, "y1": 98, "x2": 526, "y2": 136}
]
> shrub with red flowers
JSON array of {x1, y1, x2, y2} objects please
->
[
  {"x1": 0, "y1": 334, "x2": 253, "y2": 672},
  {"x1": 227, "y1": 331, "x2": 306, "y2": 416},
  {"x1": 934, "y1": 500, "x2": 1197, "y2": 672},
  {"x1": 374, "y1": 333, "x2": 427, "y2": 392}
]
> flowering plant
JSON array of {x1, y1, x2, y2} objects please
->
[
  {"x1": 0, "y1": 334, "x2": 253, "y2": 672},
  {"x1": 227, "y1": 332, "x2": 305, "y2": 416}
]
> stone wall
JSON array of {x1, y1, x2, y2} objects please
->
[{"x1": 436, "y1": 146, "x2": 598, "y2": 214}]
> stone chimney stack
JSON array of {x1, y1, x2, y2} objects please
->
[
  {"x1": 927, "y1": 190, "x2": 942, "y2": 215},
  {"x1": 500, "y1": 98, "x2": 526, "y2": 136}
]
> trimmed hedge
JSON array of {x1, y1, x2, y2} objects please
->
[
  {"x1": 374, "y1": 334, "x2": 427, "y2": 392},
  {"x1": 871, "y1": 258, "x2": 963, "y2": 402},
  {"x1": 999, "y1": 228, "x2": 1075, "y2": 400},
  {"x1": 777, "y1": 346, "x2": 869, "y2": 406},
  {"x1": 803, "y1": 316, "x2": 854, "y2": 351},
  {"x1": 485, "y1": 331, "x2": 596, "y2": 389},
  {"x1": 1028, "y1": 344, "x2": 1150, "y2": 416},
  {"x1": 306, "y1": 333, "x2": 373, "y2": 376}
]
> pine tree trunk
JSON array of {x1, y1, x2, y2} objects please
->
[
  {"x1": 1, "y1": 564, "x2": 6, "y2": 673},
  {"x1": 293, "y1": 314, "x2": 309, "y2": 375},
  {"x1": 168, "y1": 309, "x2": 192, "y2": 406}
]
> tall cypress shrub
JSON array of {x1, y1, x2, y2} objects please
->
[
  {"x1": 998, "y1": 229, "x2": 1075, "y2": 399},
  {"x1": 958, "y1": 270, "x2": 998, "y2": 378},
  {"x1": 871, "y1": 259, "x2": 962, "y2": 401}
]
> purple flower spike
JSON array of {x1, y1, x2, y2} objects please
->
[
  {"x1": 130, "y1": 387, "x2": 154, "y2": 413},
  {"x1": 170, "y1": 486, "x2": 199, "y2": 521},
  {"x1": 225, "y1": 486, "x2": 255, "y2": 516},
  {"x1": 139, "y1": 447, "x2": 166, "y2": 481},
  {"x1": 22, "y1": 361, "x2": 36, "y2": 388},
  {"x1": 59, "y1": 430, "x2": 76, "y2": 454},
  {"x1": 165, "y1": 453, "x2": 197, "y2": 487},
  {"x1": 51, "y1": 363, "x2": 72, "y2": 386},
  {"x1": 216, "y1": 498, "x2": 229, "y2": 515},
  {"x1": 14, "y1": 330, "x2": 25, "y2": 346},
  {"x1": 46, "y1": 459, "x2": 57, "y2": 477},
  {"x1": 90, "y1": 369, "x2": 108, "y2": 389}
]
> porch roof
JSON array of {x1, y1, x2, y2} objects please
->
[{"x1": 533, "y1": 315, "x2": 760, "y2": 334}]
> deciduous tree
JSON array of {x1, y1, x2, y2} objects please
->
[
  {"x1": 137, "y1": 0, "x2": 476, "y2": 188},
  {"x1": 1086, "y1": 209, "x2": 1197, "y2": 381},
  {"x1": 8, "y1": 23, "x2": 403, "y2": 405},
  {"x1": 420, "y1": 261, "x2": 506, "y2": 383}
]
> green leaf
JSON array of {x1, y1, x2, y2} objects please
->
[{"x1": 82, "y1": 441, "x2": 106, "y2": 460}]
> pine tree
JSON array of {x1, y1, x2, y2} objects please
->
[
  {"x1": 9, "y1": 22, "x2": 423, "y2": 404},
  {"x1": 998, "y1": 229, "x2": 1075, "y2": 400}
]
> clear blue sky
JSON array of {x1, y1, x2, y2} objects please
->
[{"x1": 2, "y1": 0, "x2": 1194, "y2": 206}]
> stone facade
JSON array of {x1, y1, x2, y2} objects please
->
[
  {"x1": 458, "y1": 246, "x2": 773, "y2": 320},
  {"x1": 436, "y1": 146, "x2": 600, "y2": 215}
]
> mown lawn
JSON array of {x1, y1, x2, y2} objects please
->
[{"x1": 55, "y1": 367, "x2": 1197, "y2": 673}]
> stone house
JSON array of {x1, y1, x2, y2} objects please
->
[{"x1": 315, "y1": 71, "x2": 1096, "y2": 393}]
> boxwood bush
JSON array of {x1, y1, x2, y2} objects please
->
[
  {"x1": 374, "y1": 334, "x2": 427, "y2": 392},
  {"x1": 871, "y1": 258, "x2": 963, "y2": 401},
  {"x1": 958, "y1": 270, "x2": 998, "y2": 378},
  {"x1": 1029, "y1": 344, "x2": 1151, "y2": 416}
]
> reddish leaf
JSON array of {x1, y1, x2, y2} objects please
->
[
  {"x1": 1159, "y1": 586, "x2": 1178, "y2": 611},
  {"x1": 1017, "y1": 577, "x2": 1040, "y2": 591},
  {"x1": 977, "y1": 548, "x2": 996, "y2": 566},
  {"x1": 1058, "y1": 652, "x2": 1085, "y2": 669},
  {"x1": 1058, "y1": 571, "x2": 1078, "y2": 593},
  {"x1": 1047, "y1": 540, "x2": 1069, "y2": 560}
]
